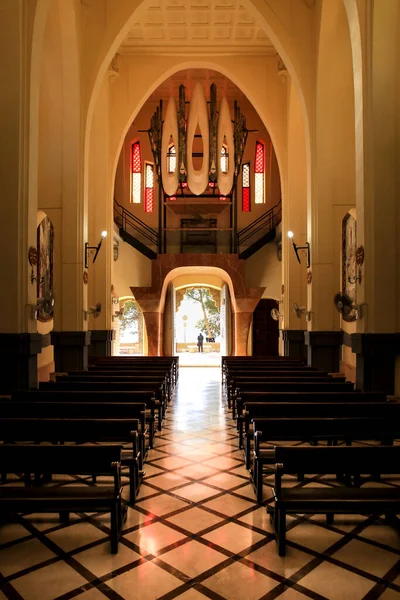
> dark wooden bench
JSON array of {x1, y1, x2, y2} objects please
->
[
  {"x1": 86, "y1": 367, "x2": 173, "y2": 399},
  {"x1": 90, "y1": 357, "x2": 179, "y2": 386},
  {"x1": 11, "y1": 390, "x2": 154, "y2": 448},
  {"x1": 231, "y1": 380, "x2": 356, "y2": 418},
  {"x1": 41, "y1": 380, "x2": 166, "y2": 429},
  {"x1": 228, "y1": 375, "x2": 345, "y2": 407},
  {"x1": 0, "y1": 401, "x2": 149, "y2": 457},
  {"x1": 0, "y1": 418, "x2": 142, "y2": 503},
  {"x1": 238, "y1": 394, "x2": 389, "y2": 450},
  {"x1": 268, "y1": 445, "x2": 400, "y2": 556},
  {"x1": 252, "y1": 417, "x2": 399, "y2": 502},
  {"x1": 221, "y1": 356, "x2": 308, "y2": 386},
  {"x1": 225, "y1": 368, "x2": 327, "y2": 393},
  {"x1": 0, "y1": 444, "x2": 123, "y2": 553}
]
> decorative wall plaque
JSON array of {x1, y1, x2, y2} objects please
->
[
  {"x1": 356, "y1": 245, "x2": 364, "y2": 266},
  {"x1": 83, "y1": 271, "x2": 88, "y2": 285},
  {"x1": 28, "y1": 246, "x2": 38, "y2": 266},
  {"x1": 307, "y1": 270, "x2": 312, "y2": 284},
  {"x1": 37, "y1": 216, "x2": 54, "y2": 322},
  {"x1": 342, "y1": 212, "x2": 357, "y2": 303}
]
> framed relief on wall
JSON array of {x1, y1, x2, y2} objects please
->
[
  {"x1": 342, "y1": 212, "x2": 357, "y2": 303},
  {"x1": 37, "y1": 215, "x2": 54, "y2": 322}
]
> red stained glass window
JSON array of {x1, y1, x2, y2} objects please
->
[
  {"x1": 254, "y1": 141, "x2": 265, "y2": 204},
  {"x1": 255, "y1": 141, "x2": 264, "y2": 173},
  {"x1": 144, "y1": 163, "x2": 154, "y2": 213},
  {"x1": 242, "y1": 162, "x2": 250, "y2": 212},
  {"x1": 131, "y1": 142, "x2": 142, "y2": 203}
]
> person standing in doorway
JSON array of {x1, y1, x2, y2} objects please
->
[{"x1": 197, "y1": 332, "x2": 204, "y2": 352}]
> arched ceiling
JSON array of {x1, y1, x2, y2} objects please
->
[{"x1": 118, "y1": 0, "x2": 276, "y2": 56}]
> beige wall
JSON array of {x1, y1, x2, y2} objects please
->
[
  {"x1": 112, "y1": 227, "x2": 152, "y2": 299},
  {"x1": 244, "y1": 242, "x2": 281, "y2": 301}
]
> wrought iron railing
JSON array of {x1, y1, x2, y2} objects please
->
[
  {"x1": 114, "y1": 199, "x2": 159, "y2": 248},
  {"x1": 237, "y1": 200, "x2": 282, "y2": 253}
]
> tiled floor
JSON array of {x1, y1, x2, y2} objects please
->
[{"x1": 1, "y1": 367, "x2": 400, "y2": 599}]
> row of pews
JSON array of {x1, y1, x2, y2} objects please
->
[
  {"x1": 222, "y1": 355, "x2": 400, "y2": 556},
  {"x1": 0, "y1": 356, "x2": 178, "y2": 553}
]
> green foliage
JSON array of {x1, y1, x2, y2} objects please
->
[
  {"x1": 119, "y1": 300, "x2": 140, "y2": 335},
  {"x1": 184, "y1": 287, "x2": 220, "y2": 338},
  {"x1": 195, "y1": 313, "x2": 220, "y2": 338}
]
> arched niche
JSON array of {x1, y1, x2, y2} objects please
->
[
  {"x1": 34, "y1": 0, "x2": 82, "y2": 332},
  {"x1": 310, "y1": 0, "x2": 356, "y2": 331},
  {"x1": 36, "y1": 209, "x2": 55, "y2": 381}
]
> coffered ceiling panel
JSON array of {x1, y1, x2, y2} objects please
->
[{"x1": 119, "y1": 0, "x2": 275, "y2": 54}]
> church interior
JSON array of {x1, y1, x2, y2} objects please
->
[{"x1": 1, "y1": 0, "x2": 400, "y2": 598}]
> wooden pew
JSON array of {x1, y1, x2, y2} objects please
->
[
  {"x1": 251, "y1": 417, "x2": 398, "y2": 502},
  {"x1": 231, "y1": 381, "x2": 356, "y2": 418},
  {"x1": 221, "y1": 356, "x2": 308, "y2": 386},
  {"x1": 0, "y1": 418, "x2": 142, "y2": 503},
  {"x1": 86, "y1": 367, "x2": 173, "y2": 399},
  {"x1": 90, "y1": 356, "x2": 179, "y2": 386},
  {"x1": 225, "y1": 369, "x2": 331, "y2": 399},
  {"x1": 268, "y1": 445, "x2": 400, "y2": 556},
  {"x1": 11, "y1": 390, "x2": 155, "y2": 448},
  {"x1": 238, "y1": 393, "x2": 388, "y2": 451},
  {"x1": 41, "y1": 379, "x2": 166, "y2": 429},
  {"x1": 0, "y1": 444, "x2": 123, "y2": 553},
  {"x1": 227, "y1": 375, "x2": 346, "y2": 408},
  {"x1": 223, "y1": 363, "x2": 316, "y2": 389},
  {"x1": 0, "y1": 401, "x2": 149, "y2": 457}
]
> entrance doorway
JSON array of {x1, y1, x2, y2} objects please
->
[
  {"x1": 175, "y1": 286, "x2": 221, "y2": 366},
  {"x1": 252, "y1": 298, "x2": 279, "y2": 356}
]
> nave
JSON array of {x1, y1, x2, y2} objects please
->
[{"x1": 1, "y1": 368, "x2": 400, "y2": 600}]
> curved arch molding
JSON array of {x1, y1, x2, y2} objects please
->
[
  {"x1": 161, "y1": 96, "x2": 179, "y2": 196},
  {"x1": 217, "y1": 96, "x2": 235, "y2": 196},
  {"x1": 187, "y1": 82, "x2": 209, "y2": 195}
]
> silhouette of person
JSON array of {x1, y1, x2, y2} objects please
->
[{"x1": 197, "y1": 332, "x2": 204, "y2": 352}]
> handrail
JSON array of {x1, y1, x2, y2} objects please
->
[
  {"x1": 237, "y1": 200, "x2": 281, "y2": 248},
  {"x1": 114, "y1": 199, "x2": 159, "y2": 246}
]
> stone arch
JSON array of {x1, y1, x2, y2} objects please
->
[
  {"x1": 82, "y1": 0, "x2": 314, "y2": 242},
  {"x1": 131, "y1": 257, "x2": 265, "y2": 355},
  {"x1": 108, "y1": 60, "x2": 287, "y2": 194},
  {"x1": 83, "y1": 0, "x2": 313, "y2": 146}
]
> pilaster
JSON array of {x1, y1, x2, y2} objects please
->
[
  {"x1": 305, "y1": 330, "x2": 343, "y2": 373},
  {"x1": 280, "y1": 329, "x2": 307, "y2": 358},
  {"x1": 352, "y1": 333, "x2": 400, "y2": 394},
  {"x1": 0, "y1": 333, "x2": 42, "y2": 392},
  {"x1": 51, "y1": 331, "x2": 91, "y2": 372}
]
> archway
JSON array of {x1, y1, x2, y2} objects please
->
[{"x1": 175, "y1": 283, "x2": 222, "y2": 367}]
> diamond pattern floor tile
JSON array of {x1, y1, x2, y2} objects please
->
[{"x1": 2, "y1": 366, "x2": 400, "y2": 600}]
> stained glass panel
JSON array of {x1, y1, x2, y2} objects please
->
[
  {"x1": 254, "y1": 141, "x2": 265, "y2": 203},
  {"x1": 145, "y1": 163, "x2": 154, "y2": 213},
  {"x1": 131, "y1": 142, "x2": 142, "y2": 203},
  {"x1": 220, "y1": 145, "x2": 228, "y2": 174},
  {"x1": 242, "y1": 162, "x2": 250, "y2": 212}
]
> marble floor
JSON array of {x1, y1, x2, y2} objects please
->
[{"x1": 1, "y1": 367, "x2": 400, "y2": 599}]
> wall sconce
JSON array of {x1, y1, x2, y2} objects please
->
[
  {"x1": 85, "y1": 231, "x2": 107, "y2": 269},
  {"x1": 288, "y1": 231, "x2": 310, "y2": 268}
]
